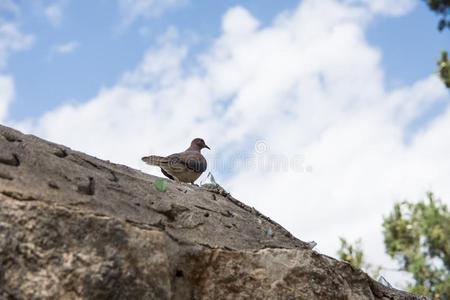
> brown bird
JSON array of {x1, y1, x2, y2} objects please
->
[{"x1": 142, "y1": 138, "x2": 210, "y2": 184}]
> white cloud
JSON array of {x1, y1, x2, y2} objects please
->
[
  {"x1": 45, "y1": 3, "x2": 63, "y2": 27},
  {"x1": 345, "y1": 0, "x2": 417, "y2": 16},
  {"x1": 13, "y1": 0, "x2": 450, "y2": 287},
  {"x1": 365, "y1": 0, "x2": 417, "y2": 16},
  {"x1": 118, "y1": 0, "x2": 188, "y2": 27},
  {"x1": 121, "y1": 27, "x2": 187, "y2": 88},
  {"x1": 49, "y1": 41, "x2": 80, "y2": 56},
  {"x1": 0, "y1": 10, "x2": 33, "y2": 124},
  {"x1": 0, "y1": 22, "x2": 34, "y2": 69},
  {"x1": 0, "y1": 75, "x2": 14, "y2": 122},
  {"x1": 221, "y1": 6, "x2": 260, "y2": 35}
]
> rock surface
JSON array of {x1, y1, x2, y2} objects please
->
[{"x1": 0, "y1": 125, "x2": 426, "y2": 300}]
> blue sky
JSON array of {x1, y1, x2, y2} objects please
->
[
  {"x1": 4, "y1": 0, "x2": 449, "y2": 120},
  {"x1": 368, "y1": 3, "x2": 449, "y2": 85},
  {"x1": 7, "y1": 0, "x2": 299, "y2": 119},
  {"x1": 2, "y1": 0, "x2": 450, "y2": 287}
]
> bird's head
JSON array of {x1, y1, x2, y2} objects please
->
[{"x1": 191, "y1": 138, "x2": 210, "y2": 150}]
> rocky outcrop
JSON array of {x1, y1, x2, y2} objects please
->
[{"x1": 0, "y1": 125, "x2": 425, "y2": 300}]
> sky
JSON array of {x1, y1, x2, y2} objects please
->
[{"x1": 1, "y1": 0, "x2": 450, "y2": 288}]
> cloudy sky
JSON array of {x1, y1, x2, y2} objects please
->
[{"x1": 1, "y1": 0, "x2": 450, "y2": 287}]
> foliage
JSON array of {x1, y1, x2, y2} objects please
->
[
  {"x1": 337, "y1": 193, "x2": 450, "y2": 298},
  {"x1": 338, "y1": 238, "x2": 364, "y2": 268},
  {"x1": 425, "y1": 0, "x2": 450, "y2": 31},
  {"x1": 423, "y1": 1, "x2": 450, "y2": 87},
  {"x1": 383, "y1": 192, "x2": 450, "y2": 299},
  {"x1": 438, "y1": 51, "x2": 450, "y2": 88},
  {"x1": 337, "y1": 238, "x2": 381, "y2": 279}
]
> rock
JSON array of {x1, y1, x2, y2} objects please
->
[{"x1": 0, "y1": 125, "x2": 426, "y2": 300}]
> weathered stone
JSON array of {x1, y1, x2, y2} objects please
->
[{"x1": 0, "y1": 125, "x2": 427, "y2": 300}]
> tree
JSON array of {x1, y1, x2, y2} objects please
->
[
  {"x1": 383, "y1": 192, "x2": 450, "y2": 299},
  {"x1": 437, "y1": 51, "x2": 450, "y2": 88},
  {"x1": 423, "y1": 0, "x2": 450, "y2": 87},
  {"x1": 337, "y1": 238, "x2": 364, "y2": 269},
  {"x1": 338, "y1": 192, "x2": 450, "y2": 299},
  {"x1": 337, "y1": 238, "x2": 381, "y2": 279},
  {"x1": 425, "y1": 0, "x2": 450, "y2": 31}
]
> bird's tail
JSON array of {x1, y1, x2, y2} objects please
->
[{"x1": 141, "y1": 155, "x2": 169, "y2": 166}]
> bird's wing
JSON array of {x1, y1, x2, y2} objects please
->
[{"x1": 168, "y1": 151, "x2": 207, "y2": 173}]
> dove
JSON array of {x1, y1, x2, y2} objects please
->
[{"x1": 142, "y1": 138, "x2": 210, "y2": 184}]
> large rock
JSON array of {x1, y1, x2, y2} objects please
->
[{"x1": 0, "y1": 125, "x2": 425, "y2": 300}]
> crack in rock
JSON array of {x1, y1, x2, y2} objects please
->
[
  {"x1": 76, "y1": 176, "x2": 96, "y2": 196},
  {"x1": 48, "y1": 181, "x2": 59, "y2": 189},
  {"x1": 220, "y1": 210, "x2": 234, "y2": 218},
  {"x1": 2, "y1": 190, "x2": 37, "y2": 201},
  {"x1": 0, "y1": 153, "x2": 20, "y2": 167},
  {"x1": 3, "y1": 133, "x2": 22, "y2": 142},
  {"x1": 0, "y1": 172, "x2": 13, "y2": 180},
  {"x1": 53, "y1": 148, "x2": 68, "y2": 158},
  {"x1": 79, "y1": 157, "x2": 100, "y2": 169},
  {"x1": 70, "y1": 154, "x2": 101, "y2": 170},
  {"x1": 194, "y1": 205, "x2": 218, "y2": 214},
  {"x1": 109, "y1": 170, "x2": 119, "y2": 182},
  {"x1": 194, "y1": 205, "x2": 233, "y2": 218},
  {"x1": 153, "y1": 204, "x2": 190, "y2": 222}
]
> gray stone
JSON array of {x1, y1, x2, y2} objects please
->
[{"x1": 0, "y1": 125, "x2": 427, "y2": 300}]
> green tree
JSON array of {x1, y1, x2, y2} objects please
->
[
  {"x1": 423, "y1": 0, "x2": 450, "y2": 87},
  {"x1": 437, "y1": 51, "x2": 450, "y2": 88},
  {"x1": 383, "y1": 192, "x2": 450, "y2": 299},
  {"x1": 425, "y1": 0, "x2": 450, "y2": 31},
  {"x1": 338, "y1": 238, "x2": 364, "y2": 268},
  {"x1": 338, "y1": 192, "x2": 450, "y2": 299},
  {"x1": 337, "y1": 238, "x2": 381, "y2": 279}
]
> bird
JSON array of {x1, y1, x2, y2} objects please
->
[{"x1": 142, "y1": 138, "x2": 210, "y2": 184}]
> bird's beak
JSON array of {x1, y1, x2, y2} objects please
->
[{"x1": 205, "y1": 145, "x2": 211, "y2": 150}]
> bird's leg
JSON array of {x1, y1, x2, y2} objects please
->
[{"x1": 179, "y1": 182, "x2": 194, "y2": 192}]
